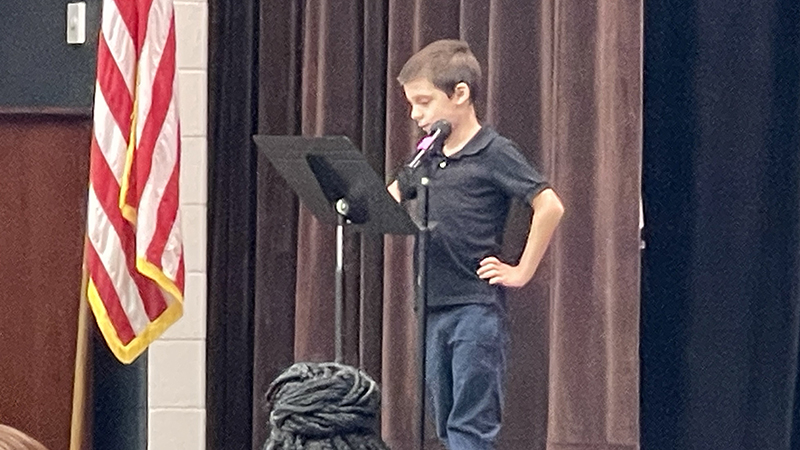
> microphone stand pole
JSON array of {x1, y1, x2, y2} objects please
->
[
  {"x1": 334, "y1": 198, "x2": 349, "y2": 364},
  {"x1": 416, "y1": 177, "x2": 430, "y2": 450}
]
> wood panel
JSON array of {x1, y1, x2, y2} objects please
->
[{"x1": 0, "y1": 115, "x2": 91, "y2": 450}]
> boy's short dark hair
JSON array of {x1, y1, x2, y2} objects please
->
[{"x1": 398, "y1": 39, "x2": 482, "y2": 106}]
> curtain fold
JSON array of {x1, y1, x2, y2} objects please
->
[
  {"x1": 206, "y1": 0, "x2": 259, "y2": 448},
  {"x1": 544, "y1": 2, "x2": 641, "y2": 449},
  {"x1": 251, "y1": 2, "x2": 303, "y2": 447},
  {"x1": 293, "y1": 0, "x2": 369, "y2": 364}
]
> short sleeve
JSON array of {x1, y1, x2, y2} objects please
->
[{"x1": 489, "y1": 140, "x2": 549, "y2": 205}]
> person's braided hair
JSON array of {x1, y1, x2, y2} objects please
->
[{"x1": 263, "y1": 362, "x2": 389, "y2": 450}]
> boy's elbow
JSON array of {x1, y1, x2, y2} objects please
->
[
  {"x1": 533, "y1": 188, "x2": 564, "y2": 218},
  {"x1": 549, "y1": 190, "x2": 565, "y2": 217}
]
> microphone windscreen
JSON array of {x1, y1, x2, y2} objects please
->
[{"x1": 430, "y1": 119, "x2": 452, "y2": 139}]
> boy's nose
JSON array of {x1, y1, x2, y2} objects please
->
[{"x1": 410, "y1": 105, "x2": 422, "y2": 121}]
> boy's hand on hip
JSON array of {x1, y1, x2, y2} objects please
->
[{"x1": 477, "y1": 256, "x2": 530, "y2": 288}]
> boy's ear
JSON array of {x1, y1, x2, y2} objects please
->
[{"x1": 453, "y1": 82, "x2": 471, "y2": 105}]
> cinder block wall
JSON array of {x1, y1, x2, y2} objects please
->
[{"x1": 148, "y1": 1, "x2": 208, "y2": 448}]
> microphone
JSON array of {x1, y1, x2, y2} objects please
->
[{"x1": 407, "y1": 120, "x2": 452, "y2": 169}]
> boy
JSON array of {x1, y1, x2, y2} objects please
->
[{"x1": 388, "y1": 40, "x2": 564, "y2": 449}]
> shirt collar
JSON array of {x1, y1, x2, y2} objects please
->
[{"x1": 444, "y1": 126, "x2": 497, "y2": 160}]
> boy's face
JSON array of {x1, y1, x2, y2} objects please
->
[{"x1": 403, "y1": 77, "x2": 459, "y2": 134}]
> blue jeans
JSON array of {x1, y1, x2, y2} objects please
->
[{"x1": 426, "y1": 304, "x2": 508, "y2": 450}]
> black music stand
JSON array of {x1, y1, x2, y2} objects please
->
[
  {"x1": 252, "y1": 135, "x2": 416, "y2": 353},
  {"x1": 253, "y1": 135, "x2": 431, "y2": 449}
]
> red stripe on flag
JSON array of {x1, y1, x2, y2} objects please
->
[
  {"x1": 91, "y1": 137, "x2": 169, "y2": 321},
  {"x1": 176, "y1": 256, "x2": 185, "y2": 293},
  {"x1": 135, "y1": 0, "x2": 157, "y2": 51},
  {"x1": 127, "y1": 18, "x2": 177, "y2": 210},
  {"x1": 138, "y1": 274, "x2": 168, "y2": 321},
  {"x1": 96, "y1": 32, "x2": 133, "y2": 141},
  {"x1": 112, "y1": 0, "x2": 140, "y2": 51},
  {"x1": 86, "y1": 243, "x2": 137, "y2": 344},
  {"x1": 145, "y1": 149, "x2": 180, "y2": 265},
  {"x1": 90, "y1": 135, "x2": 125, "y2": 212}
]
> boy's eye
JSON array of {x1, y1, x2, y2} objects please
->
[{"x1": 414, "y1": 97, "x2": 431, "y2": 106}]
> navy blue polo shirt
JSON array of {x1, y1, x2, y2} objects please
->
[{"x1": 398, "y1": 126, "x2": 549, "y2": 308}]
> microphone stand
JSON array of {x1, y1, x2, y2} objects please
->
[
  {"x1": 334, "y1": 198, "x2": 349, "y2": 363},
  {"x1": 415, "y1": 175, "x2": 430, "y2": 450},
  {"x1": 410, "y1": 126, "x2": 447, "y2": 449}
]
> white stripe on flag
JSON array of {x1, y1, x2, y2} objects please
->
[
  {"x1": 161, "y1": 216, "x2": 184, "y2": 283},
  {"x1": 93, "y1": 85, "x2": 128, "y2": 182}
]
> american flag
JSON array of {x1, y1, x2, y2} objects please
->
[{"x1": 86, "y1": 0, "x2": 184, "y2": 364}]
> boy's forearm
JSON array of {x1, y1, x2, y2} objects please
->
[{"x1": 516, "y1": 189, "x2": 564, "y2": 282}]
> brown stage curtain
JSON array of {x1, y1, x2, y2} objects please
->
[
  {"x1": 246, "y1": 1, "x2": 641, "y2": 449},
  {"x1": 542, "y1": 3, "x2": 641, "y2": 449}
]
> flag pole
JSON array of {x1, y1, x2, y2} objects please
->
[{"x1": 70, "y1": 241, "x2": 90, "y2": 450}]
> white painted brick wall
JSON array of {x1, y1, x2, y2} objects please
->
[{"x1": 149, "y1": 1, "x2": 208, "y2": 449}]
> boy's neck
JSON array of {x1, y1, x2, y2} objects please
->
[{"x1": 442, "y1": 114, "x2": 482, "y2": 157}]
